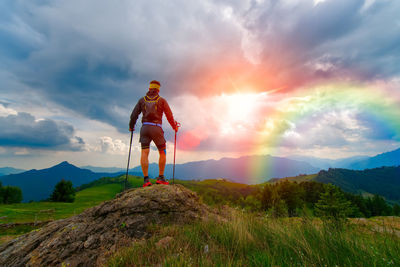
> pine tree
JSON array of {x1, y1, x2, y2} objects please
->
[
  {"x1": 393, "y1": 204, "x2": 400, "y2": 216},
  {"x1": 315, "y1": 184, "x2": 354, "y2": 227},
  {"x1": 277, "y1": 180, "x2": 304, "y2": 216},
  {"x1": 367, "y1": 194, "x2": 392, "y2": 216},
  {"x1": 50, "y1": 179, "x2": 75, "y2": 202}
]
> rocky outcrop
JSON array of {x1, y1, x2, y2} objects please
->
[{"x1": 0, "y1": 184, "x2": 210, "y2": 267}]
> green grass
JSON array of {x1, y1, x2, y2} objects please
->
[
  {"x1": 175, "y1": 179, "x2": 259, "y2": 207},
  {"x1": 0, "y1": 183, "x2": 123, "y2": 225},
  {"x1": 108, "y1": 210, "x2": 400, "y2": 267},
  {"x1": 0, "y1": 175, "x2": 172, "y2": 226}
]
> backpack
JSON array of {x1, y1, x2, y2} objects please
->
[{"x1": 143, "y1": 95, "x2": 161, "y2": 120}]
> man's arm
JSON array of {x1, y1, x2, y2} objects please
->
[
  {"x1": 162, "y1": 98, "x2": 177, "y2": 130},
  {"x1": 129, "y1": 99, "x2": 142, "y2": 131}
]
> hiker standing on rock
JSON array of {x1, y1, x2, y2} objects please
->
[{"x1": 129, "y1": 80, "x2": 179, "y2": 187}]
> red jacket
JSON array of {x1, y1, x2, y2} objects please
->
[{"x1": 129, "y1": 89, "x2": 175, "y2": 130}]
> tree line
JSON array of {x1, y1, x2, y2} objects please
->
[
  {"x1": 0, "y1": 181, "x2": 22, "y2": 204},
  {"x1": 0, "y1": 179, "x2": 75, "y2": 204},
  {"x1": 259, "y1": 180, "x2": 400, "y2": 218},
  {"x1": 196, "y1": 180, "x2": 400, "y2": 218}
]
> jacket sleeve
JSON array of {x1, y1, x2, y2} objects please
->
[
  {"x1": 129, "y1": 99, "x2": 142, "y2": 129},
  {"x1": 162, "y1": 98, "x2": 176, "y2": 129}
]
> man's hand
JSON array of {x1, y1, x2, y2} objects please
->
[
  {"x1": 174, "y1": 121, "x2": 181, "y2": 132},
  {"x1": 129, "y1": 128, "x2": 134, "y2": 132}
]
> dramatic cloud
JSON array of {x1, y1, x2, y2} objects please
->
[
  {"x1": 2, "y1": 0, "x2": 399, "y2": 132},
  {"x1": 1, "y1": 0, "x2": 400, "y2": 167},
  {"x1": 0, "y1": 110, "x2": 84, "y2": 151}
]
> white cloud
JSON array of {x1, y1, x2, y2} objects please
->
[
  {"x1": 98, "y1": 136, "x2": 128, "y2": 155},
  {"x1": 0, "y1": 104, "x2": 17, "y2": 116}
]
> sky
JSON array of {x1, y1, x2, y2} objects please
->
[{"x1": 1, "y1": 0, "x2": 400, "y2": 169}]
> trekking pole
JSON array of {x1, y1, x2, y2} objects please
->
[
  {"x1": 172, "y1": 122, "x2": 181, "y2": 185},
  {"x1": 124, "y1": 130, "x2": 134, "y2": 190}
]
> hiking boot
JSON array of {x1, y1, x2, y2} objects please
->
[
  {"x1": 156, "y1": 176, "x2": 169, "y2": 185},
  {"x1": 143, "y1": 177, "x2": 152, "y2": 187}
]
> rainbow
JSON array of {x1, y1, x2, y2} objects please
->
[{"x1": 248, "y1": 82, "x2": 400, "y2": 184}]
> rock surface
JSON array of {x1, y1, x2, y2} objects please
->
[{"x1": 0, "y1": 184, "x2": 210, "y2": 267}]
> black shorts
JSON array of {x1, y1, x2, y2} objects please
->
[{"x1": 139, "y1": 125, "x2": 166, "y2": 150}]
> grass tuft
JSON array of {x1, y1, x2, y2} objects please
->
[{"x1": 108, "y1": 209, "x2": 400, "y2": 266}]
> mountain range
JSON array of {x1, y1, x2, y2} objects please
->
[
  {"x1": 346, "y1": 148, "x2": 400, "y2": 170},
  {"x1": 0, "y1": 167, "x2": 26, "y2": 176},
  {"x1": 0, "y1": 162, "x2": 125, "y2": 202},
  {"x1": 131, "y1": 155, "x2": 319, "y2": 183},
  {"x1": 288, "y1": 147, "x2": 400, "y2": 170},
  {"x1": 1, "y1": 147, "x2": 399, "y2": 202},
  {"x1": 79, "y1": 166, "x2": 125, "y2": 173},
  {"x1": 79, "y1": 147, "x2": 400, "y2": 176},
  {"x1": 0, "y1": 155, "x2": 318, "y2": 202},
  {"x1": 287, "y1": 155, "x2": 370, "y2": 169}
]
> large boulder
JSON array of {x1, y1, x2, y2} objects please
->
[{"x1": 0, "y1": 184, "x2": 210, "y2": 267}]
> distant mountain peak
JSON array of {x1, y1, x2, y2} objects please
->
[{"x1": 52, "y1": 161, "x2": 76, "y2": 169}]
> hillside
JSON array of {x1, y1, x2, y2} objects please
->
[
  {"x1": 0, "y1": 161, "x2": 124, "y2": 202},
  {"x1": 314, "y1": 166, "x2": 400, "y2": 202},
  {"x1": 268, "y1": 174, "x2": 317, "y2": 183},
  {"x1": 177, "y1": 179, "x2": 260, "y2": 206},
  {"x1": 1, "y1": 185, "x2": 399, "y2": 267},
  {"x1": 0, "y1": 185, "x2": 211, "y2": 266},
  {"x1": 0, "y1": 183, "x2": 124, "y2": 224}
]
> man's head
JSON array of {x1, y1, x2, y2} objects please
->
[{"x1": 149, "y1": 80, "x2": 161, "y2": 91}]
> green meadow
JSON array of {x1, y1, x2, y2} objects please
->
[
  {"x1": 0, "y1": 175, "x2": 149, "y2": 225},
  {"x1": 1, "y1": 175, "x2": 400, "y2": 266},
  {"x1": 108, "y1": 209, "x2": 400, "y2": 267},
  {"x1": 0, "y1": 183, "x2": 123, "y2": 224}
]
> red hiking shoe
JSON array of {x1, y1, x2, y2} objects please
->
[
  {"x1": 143, "y1": 177, "x2": 152, "y2": 187},
  {"x1": 156, "y1": 176, "x2": 169, "y2": 185}
]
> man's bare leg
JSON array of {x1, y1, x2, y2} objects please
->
[
  {"x1": 158, "y1": 149, "x2": 166, "y2": 176},
  {"x1": 141, "y1": 148, "x2": 150, "y2": 177}
]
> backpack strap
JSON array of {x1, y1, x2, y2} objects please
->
[
  {"x1": 143, "y1": 95, "x2": 160, "y2": 111},
  {"x1": 144, "y1": 95, "x2": 160, "y2": 102}
]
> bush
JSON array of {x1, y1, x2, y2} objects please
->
[
  {"x1": 0, "y1": 185, "x2": 23, "y2": 204},
  {"x1": 50, "y1": 179, "x2": 75, "y2": 202}
]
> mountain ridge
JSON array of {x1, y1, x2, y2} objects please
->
[
  {"x1": 0, "y1": 161, "x2": 124, "y2": 202},
  {"x1": 347, "y1": 148, "x2": 400, "y2": 170},
  {"x1": 130, "y1": 154, "x2": 319, "y2": 183},
  {"x1": 0, "y1": 167, "x2": 26, "y2": 176}
]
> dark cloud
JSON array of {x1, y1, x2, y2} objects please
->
[
  {"x1": 1, "y1": 0, "x2": 399, "y2": 133},
  {"x1": 0, "y1": 111, "x2": 85, "y2": 150},
  {"x1": 240, "y1": 0, "x2": 400, "y2": 87}
]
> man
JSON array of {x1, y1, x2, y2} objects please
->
[{"x1": 129, "y1": 80, "x2": 179, "y2": 187}]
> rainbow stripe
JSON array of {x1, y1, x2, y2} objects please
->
[{"x1": 247, "y1": 82, "x2": 400, "y2": 183}]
